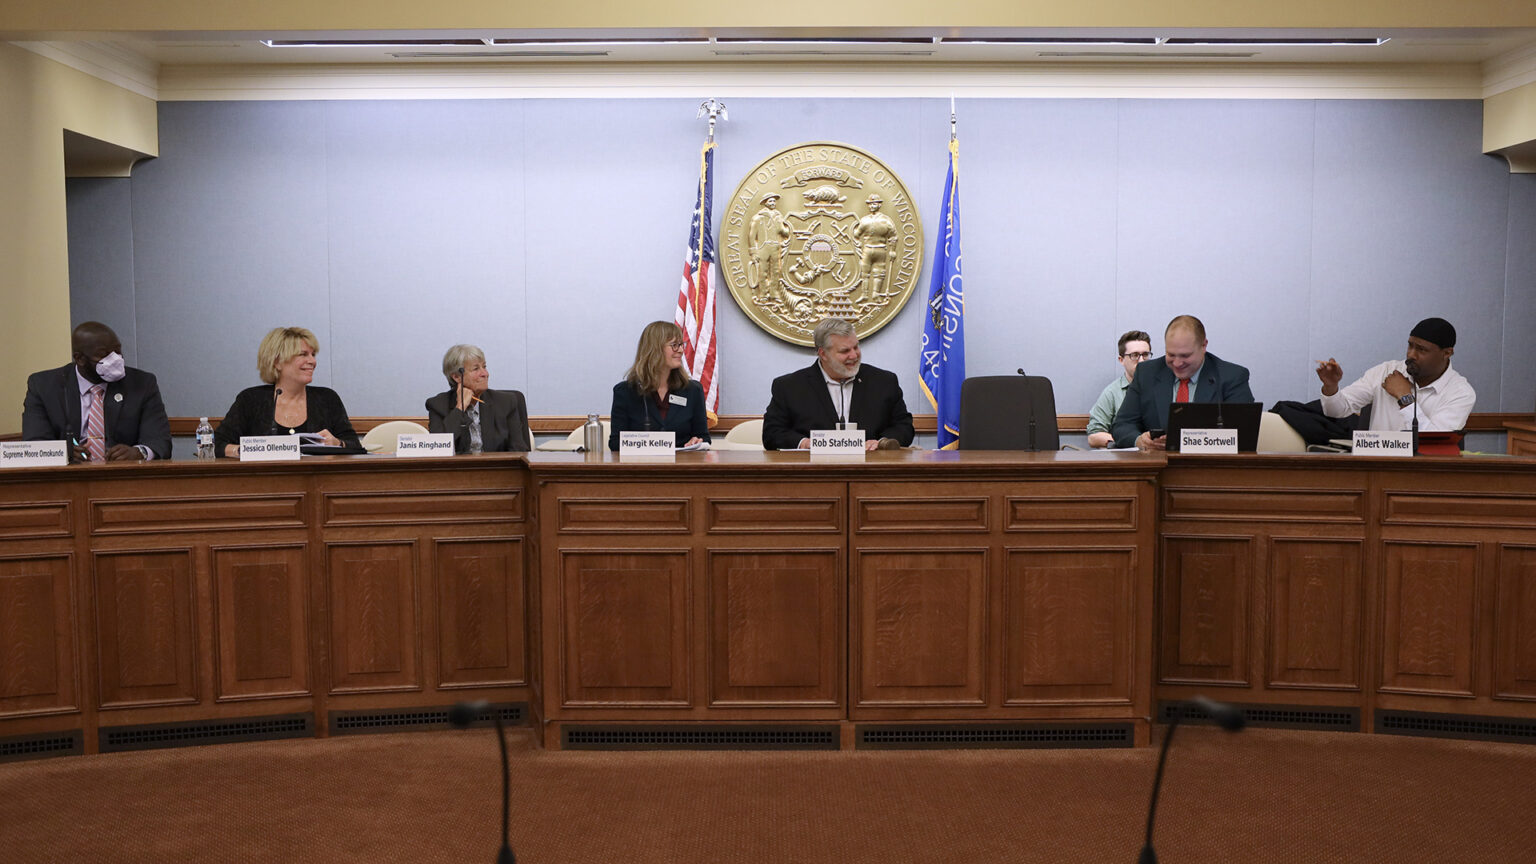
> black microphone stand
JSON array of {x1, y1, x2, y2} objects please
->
[
  {"x1": 450, "y1": 701, "x2": 516, "y2": 864},
  {"x1": 1411, "y1": 380, "x2": 1420, "y2": 456},
  {"x1": 1139, "y1": 696, "x2": 1245, "y2": 864},
  {"x1": 1017, "y1": 369, "x2": 1037, "y2": 451},
  {"x1": 454, "y1": 367, "x2": 470, "y2": 453}
]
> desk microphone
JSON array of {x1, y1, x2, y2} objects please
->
[
  {"x1": 1139, "y1": 696, "x2": 1245, "y2": 864},
  {"x1": 1411, "y1": 379, "x2": 1420, "y2": 456},
  {"x1": 269, "y1": 387, "x2": 283, "y2": 435},
  {"x1": 449, "y1": 700, "x2": 517, "y2": 864},
  {"x1": 455, "y1": 367, "x2": 470, "y2": 453}
]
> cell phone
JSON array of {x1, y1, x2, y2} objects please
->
[{"x1": 1150, "y1": 429, "x2": 1166, "y2": 439}]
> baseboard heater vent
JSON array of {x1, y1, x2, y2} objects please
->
[
  {"x1": 563, "y1": 725, "x2": 839, "y2": 750},
  {"x1": 0, "y1": 730, "x2": 83, "y2": 762},
  {"x1": 857, "y1": 723, "x2": 1134, "y2": 749},
  {"x1": 1376, "y1": 710, "x2": 1536, "y2": 745},
  {"x1": 100, "y1": 713, "x2": 313, "y2": 753},
  {"x1": 330, "y1": 702, "x2": 526, "y2": 735},
  {"x1": 1157, "y1": 701, "x2": 1360, "y2": 732}
]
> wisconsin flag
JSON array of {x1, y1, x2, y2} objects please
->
[
  {"x1": 919, "y1": 137, "x2": 965, "y2": 449},
  {"x1": 674, "y1": 139, "x2": 720, "y2": 424}
]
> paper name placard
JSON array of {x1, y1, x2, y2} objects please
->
[
  {"x1": 619, "y1": 431, "x2": 676, "y2": 457},
  {"x1": 1179, "y1": 428, "x2": 1238, "y2": 454},
  {"x1": 239, "y1": 435, "x2": 302, "y2": 461},
  {"x1": 810, "y1": 429, "x2": 867, "y2": 456},
  {"x1": 0, "y1": 440, "x2": 68, "y2": 467},
  {"x1": 395, "y1": 433, "x2": 455, "y2": 458},
  {"x1": 1351, "y1": 430, "x2": 1414, "y2": 457}
]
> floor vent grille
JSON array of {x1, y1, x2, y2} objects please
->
[
  {"x1": 563, "y1": 725, "x2": 839, "y2": 750},
  {"x1": 0, "y1": 730, "x2": 83, "y2": 762},
  {"x1": 100, "y1": 714, "x2": 312, "y2": 753},
  {"x1": 1157, "y1": 701, "x2": 1359, "y2": 731},
  {"x1": 858, "y1": 723, "x2": 1134, "y2": 749},
  {"x1": 1376, "y1": 710, "x2": 1536, "y2": 745},
  {"x1": 329, "y1": 703, "x2": 526, "y2": 735}
]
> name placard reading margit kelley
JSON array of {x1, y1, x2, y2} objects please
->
[
  {"x1": 0, "y1": 441, "x2": 68, "y2": 467},
  {"x1": 619, "y1": 431, "x2": 676, "y2": 459},
  {"x1": 720, "y1": 142, "x2": 923, "y2": 345}
]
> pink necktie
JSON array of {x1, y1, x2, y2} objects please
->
[
  {"x1": 1175, "y1": 379, "x2": 1190, "y2": 404},
  {"x1": 86, "y1": 385, "x2": 106, "y2": 463}
]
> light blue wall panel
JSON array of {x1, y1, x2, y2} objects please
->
[
  {"x1": 1310, "y1": 100, "x2": 1510, "y2": 411},
  {"x1": 65, "y1": 177, "x2": 138, "y2": 364},
  {"x1": 129, "y1": 101, "x2": 332, "y2": 419},
  {"x1": 1502, "y1": 173, "x2": 1536, "y2": 415}
]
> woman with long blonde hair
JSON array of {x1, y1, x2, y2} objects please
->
[{"x1": 608, "y1": 321, "x2": 710, "y2": 450}]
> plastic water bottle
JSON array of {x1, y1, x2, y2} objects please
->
[
  {"x1": 195, "y1": 417, "x2": 214, "y2": 460},
  {"x1": 581, "y1": 413, "x2": 603, "y2": 454}
]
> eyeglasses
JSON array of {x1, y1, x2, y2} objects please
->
[
  {"x1": 1121, "y1": 352, "x2": 1153, "y2": 360},
  {"x1": 668, "y1": 341, "x2": 686, "y2": 351}
]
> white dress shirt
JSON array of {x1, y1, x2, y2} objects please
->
[
  {"x1": 1320, "y1": 359, "x2": 1475, "y2": 432},
  {"x1": 822, "y1": 365, "x2": 857, "y2": 426}
]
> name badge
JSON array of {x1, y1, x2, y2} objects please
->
[
  {"x1": 620, "y1": 431, "x2": 676, "y2": 458},
  {"x1": 668, "y1": 393, "x2": 687, "y2": 406},
  {"x1": 1351, "y1": 430, "x2": 1414, "y2": 457},
  {"x1": 395, "y1": 433, "x2": 455, "y2": 458},
  {"x1": 1179, "y1": 428, "x2": 1238, "y2": 454},
  {"x1": 0, "y1": 440, "x2": 69, "y2": 467},
  {"x1": 239, "y1": 435, "x2": 302, "y2": 461},
  {"x1": 810, "y1": 429, "x2": 866, "y2": 456}
]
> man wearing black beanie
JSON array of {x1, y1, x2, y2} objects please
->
[{"x1": 1315, "y1": 317, "x2": 1475, "y2": 432}]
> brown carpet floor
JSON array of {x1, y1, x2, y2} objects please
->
[{"x1": 2, "y1": 726, "x2": 1534, "y2": 863}]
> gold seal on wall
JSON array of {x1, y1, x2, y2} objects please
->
[{"x1": 720, "y1": 142, "x2": 924, "y2": 346}]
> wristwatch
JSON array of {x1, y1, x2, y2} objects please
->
[{"x1": 1397, "y1": 392, "x2": 1416, "y2": 408}]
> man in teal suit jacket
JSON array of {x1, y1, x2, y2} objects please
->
[{"x1": 1111, "y1": 315, "x2": 1254, "y2": 450}]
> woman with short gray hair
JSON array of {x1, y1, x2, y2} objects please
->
[{"x1": 425, "y1": 344, "x2": 532, "y2": 453}]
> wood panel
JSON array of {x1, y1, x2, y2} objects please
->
[
  {"x1": 1383, "y1": 491, "x2": 1536, "y2": 529},
  {"x1": 0, "y1": 501, "x2": 71, "y2": 539},
  {"x1": 1268, "y1": 539, "x2": 1362, "y2": 691},
  {"x1": 1005, "y1": 496, "x2": 1137, "y2": 532},
  {"x1": 1380, "y1": 542, "x2": 1478, "y2": 698},
  {"x1": 559, "y1": 551, "x2": 690, "y2": 707},
  {"x1": 328, "y1": 542, "x2": 421, "y2": 694},
  {"x1": 1160, "y1": 537, "x2": 1251, "y2": 686},
  {"x1": 0, "y1": 554, "x2": 77, "y2": 717},
  {"x1": 708, "y1": 550, "x2": 841, "y2": 707},
  {"x1": 436, "y1": 538, "x2": 527, "y2": 689},
  {"x1": 706, "y1": 497, "x2": 841, "y2": 533},
  {"x1": 94, "y1": 550, "x2": 198, "y2": 708},
  {"x1": 1163, "y1": 487, "x2": 1365, "y2": 522},
  {"x1": 1005, "y1": 548, "x2": 1137, "y2": 705},
  {"x1": 211, "y1": 545, "x2": 310, "y2": 701},
  {"x1": 557, "y1": 499, "x2": 690, "y2": 533},
  {"x1": 91, "y1": 494, "x2": 305, "y2": 534},
  {"x1": 323, "y1": 490, "x2": 522, "y2": 527},
  {"x1": 853, "y1": 550, "x2": 986, "y2": 708},
  {"x1": 1495, "y1": 545, "x2": 1536, "y2": 701},
  {"x1": 855, "y1": 497, "x2": 989, "y2": 533}
]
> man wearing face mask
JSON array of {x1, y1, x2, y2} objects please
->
[{"x1": 22, "y1": 321, "x2": 172, "y2": 462}]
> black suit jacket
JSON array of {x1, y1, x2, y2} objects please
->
[
  {"x1": 425, "y1": 388, "x2": 532, "y2": 453},
  {"x1": 213, "y1": 384, "x2": 361, "y2": 456},
  {"x1": 762, "y1": 361, "x2": 915, "y2": 450},
  {"x1": 609, "y1": 380, "x2": 711, "y2": 450},
  {"x1": 22, "y1": 363, "x2": 172, "y2": 459},
  {"x1": 1111, "y1": 351, "x2": 1255, "y2": 448}
]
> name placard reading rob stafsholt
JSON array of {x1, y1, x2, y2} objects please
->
[
  {"x1": 619, "y1": 431, "x2": 676, "y2": 459},
  {"x1": 395, "y1": 433, "x2": 455, "y2": 458},
  {"x1": 810, "y1": 429, "x2": 867, "y2": 457},
  {"x1": 239, "y1": 435, "x2": 302, "y2": 462},
  {"x1": 1351, "y1": 430, "x2": 1413, "y2": 457},
  {"x1": 0, "y1": 440, "x2": 68, "y2": 468}
]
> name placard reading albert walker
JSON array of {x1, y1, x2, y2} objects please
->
[
  {"x1": 1352, "y1": 430, "x2": 1414, "y2": 457},
  {"x1": 239, "y1": 435, "x2": 302, "y2": 462},
  {"x1": 810, "y1": 429, "x2": 866, "y2": 456},
  {"x1": 0, "y1": 440, "x2": 68, "y2": 468},
  {"x1": 1179, "y1": 428, "x2": 1238, "y2": 454},
  {"x1": 619, "y1": 431, "x2": 676, "y2": 459},
  {"x1": 395, "y1": 433, "x2": 455, "y2": 458}
]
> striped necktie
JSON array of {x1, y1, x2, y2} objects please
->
[{"x1": 86, "y1": 384, "x2": 106, "y2": 463}]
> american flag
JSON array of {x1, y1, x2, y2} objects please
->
[{"x1": 675, "y1": 139, "x2": 720, "y2": 424}]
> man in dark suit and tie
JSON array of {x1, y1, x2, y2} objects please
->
[
  {"x1": 1111, "y1": 314, "x2": 1254, "y2": 450},
  {"x1": 762, "y1": 317, "x2": 915, "y2": 451},
  {"x1": 22, "y1": 321, "x2": 172, "y2": 462}
]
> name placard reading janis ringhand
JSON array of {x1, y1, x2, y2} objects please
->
[{"x1": 395, "y1": 433, "x2": 455, "y2": 458}]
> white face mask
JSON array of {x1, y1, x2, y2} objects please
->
[{"x1": 95, "y1": 352, "x2": 126, "y2": 383}]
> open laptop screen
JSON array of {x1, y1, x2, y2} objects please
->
[{"x1": 1166, "y1": 402, "x2": 1263, "y2": 452}]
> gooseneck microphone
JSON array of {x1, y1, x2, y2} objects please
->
[
  {"x1": 449, "y1": 700, "x2": 516, "y2": 864},
  {"x1": 455, "y1": 367, "x2": 470, "y2": 453},
  {"x1": 1139, "y1": 696, "x2": 1245, "y2": 864},
  {"x1": 1411, "y1": 379, "x2": 1420, "y2": 456},
  {"x1": 269, "y1": 386, "x2": 284, "y2": 435}
]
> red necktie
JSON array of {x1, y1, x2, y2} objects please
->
[
  {"x1": 1175, "y1": 378, "x2": 1190, "y2": 404},
  {"x1": 86, "y1": 385, "x2": 106, "y2": 463}
]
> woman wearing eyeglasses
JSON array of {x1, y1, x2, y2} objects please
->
[
  {"x1": 608, "y1": 321, "x2": 710, "y2": 450},
  {"x1": 1086, "y1": 329, "x2": 1153, "y2": 448}
]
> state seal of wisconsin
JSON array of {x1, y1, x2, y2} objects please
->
[{"x1": 720, "y1": 142, "x2": 924, "y2": 346}]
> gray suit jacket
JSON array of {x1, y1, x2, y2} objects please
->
[
  {"x1": 426, "y1": 388, "x2": 532, "y2": 453},
  {"x1": 1111, "y1": 352, "x2": 1255, "y2": 448}
]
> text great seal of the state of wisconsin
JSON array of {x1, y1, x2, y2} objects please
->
[{"x1": 720, "y1": 142, "x2": 923, "y2": 346}]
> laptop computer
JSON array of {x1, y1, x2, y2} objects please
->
[{"x1": 1165, "y1": 402, "x2": 1263, "y2": 453}]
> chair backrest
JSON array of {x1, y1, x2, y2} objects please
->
[
  {"x1": 1257, "y1": 411, "x2": 1308, "y2": 453},
  {"x1": 724, "y1": 419, "x2": 764, "y2": 447},
  {"x1": 362, "y1": 420, "x2": 430, "y2": 454},
  {"x1": 958, "y1": 375, "x2": 1060, "y2": 451}
]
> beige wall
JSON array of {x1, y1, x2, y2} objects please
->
[
  {"x1": 3, "y1": 0, "x2": 1536, "y2": 32},
  {"x1": 1486, "y1": 80, "x2": 1536, "y2": 171},
  {"x1": 0, "y1": 42, "x2": 156, "y2": 436}
]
